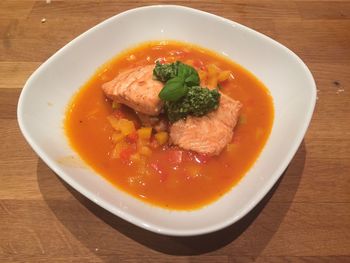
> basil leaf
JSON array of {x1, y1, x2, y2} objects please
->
[
  {"x1": 177, "y1": 63, "x2": 200, "y2": 86},
  {"x1": 177, "y1": 63, "x2": 190, "y2": 78},
  {"x1": 156, "y1": 61, "x2": 199, "y2": 102},
  {"x1": 158, "y1": 76, "x2": 188, "y2": 101},
  {"x1": 185, "y1": 73, "x2": 200, "y2": 87}
]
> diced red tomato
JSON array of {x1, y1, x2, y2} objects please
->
[
  {"x1": 193, "y1": 153, "x2": 211, "y2": 164},
  {"x1": 166, "y1": 149, "x2": 183, "y2": 166},
  {"x1": 125, "y1": 131, "x2": 138, "y2": 143},
  {"x1": 193, "y1": 59, "x2": 204, "y2": 70},
  {"x1": 187, "y1": 151, "x2": 211, "y2": 164},
  {"x1": 119, "y1": 146, "x2": 136, "y2": 162}
]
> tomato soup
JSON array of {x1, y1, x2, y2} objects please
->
[{"x1": 65, "y1": 40, "x2": 274, "y2": 210}]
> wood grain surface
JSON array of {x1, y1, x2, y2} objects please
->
[{"x1": 1, "y1": 0, "x2": 350, "y2": 262}]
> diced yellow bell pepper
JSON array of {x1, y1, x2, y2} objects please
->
[
  {"x1": 111, "y1": 141, "x2": 128, "y2": 159},
  {"x1": 111, "y1": 132, "x2": 125, "y2": 143},
  {"x1": 107, "y1": 115, "x2": 121, "y2": 131},
  {"x1": 154, "y1": 131, "x2": 169, "y2": 145},
  {"x1": 137, "y1": 127, "x2": 152, "y2": 140},
  {"x1": 107, "y1": 116, "x2": 135, "y2": 135},
  {"x1": 118, "y1": 119, "x2": 135, "y2": 135},
  {"x1": 198, "y1": 70, "x2": 207, "y2": 83},
  {"x1": 207, "y1": 64, "x2": 220, "y2": 77},
  {"x1": 139, "y1": 146, "x2": 152, "y2": 156},
  {"x1": 207, "y1": 77, "x2": 218, "y2": 89},
  {"x1": 218, "y1": 70, "x2": 231, "y2": 82}
]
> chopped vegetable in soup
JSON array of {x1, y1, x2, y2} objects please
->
[{"x1": 65, "y1": 40, "x2": 274, "y2": 210}]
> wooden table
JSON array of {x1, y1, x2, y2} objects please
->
[{"x1": 1, "y1": 1, "x2": 349, "y2": 262}]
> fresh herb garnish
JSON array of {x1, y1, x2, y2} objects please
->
[
  {"x1": 177, "y1": 62, "x2": 200, "y2": 87},
  {"x1": 164, "y1": 86, "x2": 221, "y2": 122},
  {"x1": 158, "y1": 76, "x2": 188, "y2": 102},
  {"x1": 154, "y1": 61, "x2": 200, "y2": 101},
  {"x1": 153, "y1": 61, "x2": 179, "y2": 82},
  {"x1": 154, "y1": 61, "x2": 220, "y2": 122}
]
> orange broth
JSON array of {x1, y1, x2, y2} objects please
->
[{"x1": 65, "y1": 40, "x2": 274, "y2": 210}]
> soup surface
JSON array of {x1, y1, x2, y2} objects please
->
[{"x1": 65, "y1": 40, "x2": 274, "y2": 210}]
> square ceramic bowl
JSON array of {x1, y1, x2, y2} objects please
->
[{"x1": 17, "y1": 5, "x2": 316, "y2": 236}]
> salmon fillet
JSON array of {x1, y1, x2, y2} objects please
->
[
  {"x1": 102, "y1": 65, "x2": 164, "y2": 116},
  {"x1": 170, "y1": 94, "x2": 242, "y2": 155}
]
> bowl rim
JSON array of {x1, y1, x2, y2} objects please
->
[{"x1": 17, "y1": 5, "x2": 317, "y2": 236}]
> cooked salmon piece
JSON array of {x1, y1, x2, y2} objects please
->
[
  {"x1": 102, "y1": 65, "x2": 164, "y2": 116},
  {"x1": 170, "y1": 94, "x2": 242, "y2": 155}
]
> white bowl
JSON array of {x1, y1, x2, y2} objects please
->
[{"x1": 17, "y1": 5, "x2": 316, "y2": 236}]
